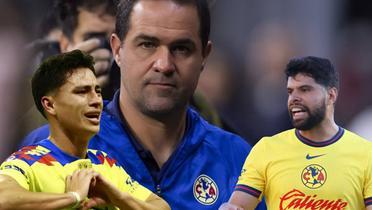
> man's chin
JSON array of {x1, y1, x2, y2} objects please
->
[
  {"x1": 292, "y1": 119, "x2": 308, "y2": 130},
  {"x1": 144, "y1": 106, "x2": 176, "y2": 117},
  {"x1": 292, "y1": 121, "x2": 314, "y2": 131},
  {"x1": 142, "y1": 102, "x2": 184, "y2": 118},
  {"x1": 84, "y1": 126, "x2": 100, "y2": 136}
]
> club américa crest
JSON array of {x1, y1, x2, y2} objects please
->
[
  {"x1": 193, "y1": 174, "x2": 218, "y2": 205},
  {"x1": 301, "y1": 164, "x2": 327, "y2": 189}
]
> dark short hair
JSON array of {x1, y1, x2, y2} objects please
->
[
  {"x1": 115, "y1": 0, "x2": 210, "y2": 49},
  {"x1": 32, "y1": 50, "x2": 95, "y2": 118},
  {"x1": 58, "y1": 0, "x2": 117, "y2": 39},
  {"x1": 285, "y1": 56, "x2": 339, "y2": 89}
]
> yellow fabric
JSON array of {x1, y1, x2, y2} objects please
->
[
  {"x1": 0, "y1": 142, "x2": 152, "y2": 210},
  {"x1": 237, "y1": 128, "x2": 372, "y2": 210}
]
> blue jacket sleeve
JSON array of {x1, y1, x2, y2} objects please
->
[{"x1": 18, "y1": 124, "x2": 50, "y2": 148}]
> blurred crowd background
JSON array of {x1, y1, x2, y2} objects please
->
[{"x1": 1, "y1": 0, "x2": 372, "y2": 161}]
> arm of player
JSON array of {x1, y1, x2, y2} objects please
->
[
  {"x1": 0, "y1": 169, "x2": 97, "y2": 210},
  {"x1": 0, "y1": 174, "x2": 77, "y2": 210},
  {"x1": 219, "y1": 191, "x2": 259, "y2": 210},
  {"x1": 367, "y1": 205, "x2": 372, "y2": 210},
  {"x1": 82, "y1": 173, "x2": 170, "y2": 210}
]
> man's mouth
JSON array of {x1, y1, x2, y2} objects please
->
[
  {"x1": 290, "y1": 106, "x2": 307, "y2": 119},
  {"x1": 150, "y1": 82, "x2": 176, "y2": 87},
  {"x1": 84, "y1": 111, "x2": 101, "y2": 125}
]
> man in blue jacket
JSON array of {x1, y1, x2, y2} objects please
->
[{"x1": 22, "y1": 0, "x2": 265, "y2": 209}]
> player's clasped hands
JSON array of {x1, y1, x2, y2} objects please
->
[{"x1": 66, "y1": 168, "x2": 117, "y2": 209}]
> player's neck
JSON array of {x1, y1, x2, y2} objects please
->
[
  {"x1": 298, "y1": 120, "x2": 339, "y2": 142},
  {"x1": 49, "y1": 123, "x2": 91, "y2": 159}
]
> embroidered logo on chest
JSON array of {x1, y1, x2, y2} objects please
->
[
  {"x1": 193, "y1": 174, "x2": 218, "y2": 205},
  {"x1": 301, "y1": 164, "x2": 327, "y2": 189}
]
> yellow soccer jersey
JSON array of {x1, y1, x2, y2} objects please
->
[
  {"x1": 236, "y1": 127, "x2": 372, "y2": 210},
  {"x1": 0, "y1": 139, "x2": 152, "y2": 210}
]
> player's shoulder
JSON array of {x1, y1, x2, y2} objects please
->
[
  {"x1": 250, "y1": 129, "x2": 295, "y2": 155},
  {"x1": 203, "y1": 121, "x2": 250, "y2": 149},
  {"x1": 343, "y1": 128, "x2": 372, "y2": 147},
  {"x1": 188, "y1": 107, "x2": 251, "y2": 155},
  {"x1": 96, "y1": 108, "x2": 124, "y2": 134},
  {"x1": 259, "y1": 129, "x2": 295, "y2": 144},
  {"x1": 191, "y1": 109, "x2": 248, "y2": 144},
  {"x1": 204, "y1": 126, "x2": 251, "y2": 163},
  {"x1": 3, "y1": 143, "x2": 53, "y2": 166}
]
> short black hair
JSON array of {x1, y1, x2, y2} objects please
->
[
  {"x1": 285, "y1": 56, "x2": 339, "y2": 89},
  {"x1": 32, "y1": 50, "x2": 95, "y2": 118},
  {"x1": 58, "y1": 0, "x2": 117, "y2": 39},
  {"x1": 115, "y1": 0, "x2": 210, "y2": 50}
]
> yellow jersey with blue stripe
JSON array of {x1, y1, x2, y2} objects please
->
[
  {"x1": 236, "y1": 127, "x2": 372, "y2": 210},
  {"x1": 0, "y1": 139, "x2": 152, "y2": 210}
]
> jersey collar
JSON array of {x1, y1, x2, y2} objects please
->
[{"x1": 295, "y1": 126, "x2": 344, "y2": 147}]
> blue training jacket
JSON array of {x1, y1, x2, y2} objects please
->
[{"x1": 21, "y1": 94, "x2": 266, "y2": 210}]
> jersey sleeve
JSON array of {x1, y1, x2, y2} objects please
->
[
  {"x1": 364, "y1": 144, "x2": 372, "y2": 206},
  {"x1": 113, "y1": 165, "x2": 153, "y2": 201},
  {"x1": 235, "y1": 137, "x2": 268, "y2": 200},
  {"x1": 0, "y1": 157, "x2": 32, "y2": 190}
]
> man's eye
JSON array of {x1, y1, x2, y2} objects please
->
[
  {"x1": 301, "y1": 87, "x2": 310, "y2": 92},
  {"x1": 75, "y1": 90, "x2": 87, "y2": 94},
  {"x1": 140, "y1": 42, "x2": 156, "y2": 49},
  {"x1": 173, "y1": 46, "x2": 190, "y2": 55}
]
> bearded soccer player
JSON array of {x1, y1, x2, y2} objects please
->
[
  {"x1": 219, "y1": 56, "x2": 372, "y2": 210},
  {"x1": 0, "y1": 50, "x2": 169, "y2": 210}
]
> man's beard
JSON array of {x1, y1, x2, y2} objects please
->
[{"x1": 290, "y1": 101, "x2": 326, "y2": 131}]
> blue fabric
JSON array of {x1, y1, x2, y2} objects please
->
[
  {"x1": 21, "y1": 95, "x2": 266, "y2": 210},
  {"x1": 20, "y1": 126, "x2": 50, "y2": 148}
]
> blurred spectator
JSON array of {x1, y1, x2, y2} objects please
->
[
  {"x1": 57, "y1": 0, "x2": 116, "y2": 90},
  {"x1": 197, "y1": 49, "x2": 235, "y2": 112},
  {"x1": 27, "y1": 0, "x2": 116, "y2": 98},
  {"x1": 240, "y1": 22, "x2": 299, "y2": 143},
  {"x1": 245, "y1": 22, "x2": 298, "y2": 120},
  {"x1": 195, "y1": 48, "x2": 239, "y2": 132}
]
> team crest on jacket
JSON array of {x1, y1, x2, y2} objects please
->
[
  {"x1": 193, "y1": 174, "x2": 218, "y2": 205},
  {"x1": 301, "y1": 164, "x2": 327, "y2": 189}
]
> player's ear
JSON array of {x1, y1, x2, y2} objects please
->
[
  {"x1": 110, "y1": 33, "x2": 122, "y2": 66},
  {"x1": 41, "y1": 96, "x2": 56, "y2": 116},
  {"x1": 202, "y1": 41, "x2": 212, "y2": 59},
  {"x1": 201, "y1": 41, "x2": 212, "y2": 72},
  {"x1": 327, "y1": 87, "x2": 338, "y2": 105}
]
